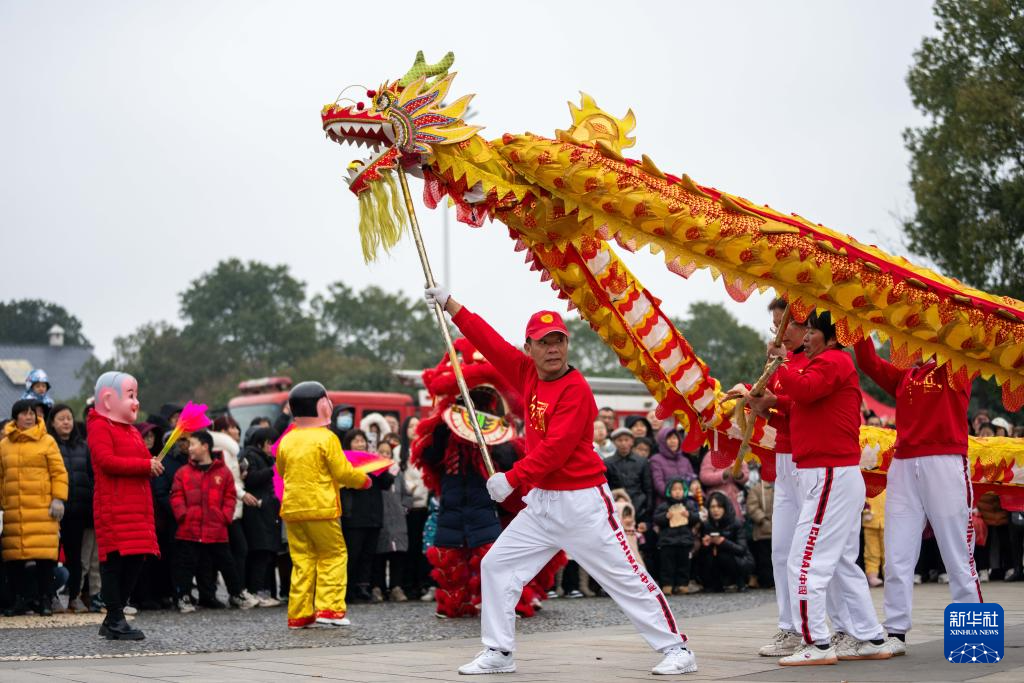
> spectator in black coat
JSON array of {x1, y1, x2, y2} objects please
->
[
  {"x1": 49, "y1": 405, "x2": 92, "y2": 611},
  {"x1": 603, "y1": 428, "x2": 654, "y2": 525},
  {"x1": 653, "y1": 478, "x2": 700, "y2": 595},
  {"x1": 142, "y1": 433, "x2": 190, "y2": 608},
  {"x1": 336, "y1": 425, "x2": 394, "y2": 604},
  {"x1": 694, "y1": 491, "x2": 753, "y2": 592},
  {"x1": 239, "y1": 428, "x2": 281, "y2": 605}
]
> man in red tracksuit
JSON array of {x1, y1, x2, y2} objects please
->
[
  {"x1": 764, "y1": 311, "x2": 890, "y2": 666},
  {"x1": 737, "y1": 301, "x2": 857, "y2": 658},
  {"x1": 425, "y1": 285, "x2": 696, "y2": 676},
  {"x1": 853, "y1": 338, "x2": 980, "y2": 656}
]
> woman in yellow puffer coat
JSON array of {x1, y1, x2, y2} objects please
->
[{"x1": 1, "y1": 398, "x2": 69, "y2": 616}]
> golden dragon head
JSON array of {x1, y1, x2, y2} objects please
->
[
  {"x1": 321, "y1": 51, "x2": 481, "y2": 196},
  {"x1": 321, "y1": 51, "x2": 482, "y2": 260}
]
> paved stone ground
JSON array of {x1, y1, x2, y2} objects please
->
[
  {"x1": 0, "y1": 588, "x2": 772, "y2": 660},
  {"x1": 0, "y1": 583, "x2": 1020, "y2": 681}
]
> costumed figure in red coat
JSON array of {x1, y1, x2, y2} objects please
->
[
  {"x1": 412, "y1": 338, "x2": 565, "y2": 618},
  {"x1": 86, "y1": 371, "x2": 162, "y2": 640}
]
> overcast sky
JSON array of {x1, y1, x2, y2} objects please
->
[{"x1": 1, "y1": 1, "x2": 937, "y2": 361}]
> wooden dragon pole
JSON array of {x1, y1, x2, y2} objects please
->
[
  {"x1": 730, "y1": 304, "x2": 792, "y2": 477},
  {"x1": 396, "y1": 165, "x2": 496, "y2": 477}
]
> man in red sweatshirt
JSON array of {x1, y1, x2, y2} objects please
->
[
  {"x1": 425, "y1": 285, "x2": 696, "y2": 676},
  {"x1": 764, "y1": 312, "x2": 890, "y2": 666},
  {"x1": 853, "y1": 337, "x2": 980, "y2": 656}
]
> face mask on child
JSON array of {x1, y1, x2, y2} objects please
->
[{"x1": 336, "y1": 413, "x2": 353, "y2": 431}]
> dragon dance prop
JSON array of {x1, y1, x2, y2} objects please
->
[
  {"x1": 321, "y1": 52, "x2": 1024, "y2": 508},
  {"x1": 331, "y1": 51, "x2": 495, "y2": 476}
]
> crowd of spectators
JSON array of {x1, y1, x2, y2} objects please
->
[{"x1": 0, "y1": 374, "x2": 1021, "y2": 619}]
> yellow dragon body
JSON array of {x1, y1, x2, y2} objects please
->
[{"x1": 321, "y1": 53, "x2": 1024, "y2": 508}]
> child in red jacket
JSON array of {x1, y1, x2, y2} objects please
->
[{"x1": 170, "y1": 430, "x2": 259, "y2": 612}]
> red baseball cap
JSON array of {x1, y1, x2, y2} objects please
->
[{"x1": 525, "y1": 310, "x2": 569, "y2": 341}]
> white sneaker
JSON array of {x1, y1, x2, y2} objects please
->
[
  {"x1": 830, "y1": 631, "x2": 855, "y2": 652},
  {"x1": 315, "y1": 616, "x2": 351, "y2": 627},
  {"x1": 256, "y1": 594, "x2": 281, "y2": 608},
  {"x1": 835, "y1": 635, "x2": 893, "y2": 661},
  {"x1": 652, "y1": 646, "x2": 698, "y2": 675},
  {"x1": 881, "y1": 636, "x2": 907, "y2": 656},
  {"x1": 177, "y1": 598, "x2": 196, "y2": 614},
  {"x1": 937, "y1": 572, "x2": 950, "y2": 584},
  {"x1": 230, "y1": 590, "x2": 260, "y2": 610},
  {"x1": 458, "y1": 649, "x2": 516, "y2": 675},
  {"x1": 758, "y1": 630, "x2": 802, "y2": 657},
  {"x1": 420, "y1": 586, "x2": 436, "y2": 602},
  {"x1": 779, "y1": 643, "x2": 838, "y2": 666},
  {"x1": 123, "y1": 605, "x2": 138, "y2": 615},
  {"x1": 913, "y1": 574, "x2": 922, "y2": 585},
  {"x1": 979, "y1": 568, "x2": 990, "y2": 583}
]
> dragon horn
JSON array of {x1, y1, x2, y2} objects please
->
[{"x1": 399, "y1": 51, "x2": 455, "y2": 87}]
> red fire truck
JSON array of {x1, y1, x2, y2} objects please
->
[
  {"x1": 228, "y1": 372, "x2": 657, "y2": 433},
  {"x1": 227, "y1": 377, "x2": 418, "y2": 429}
]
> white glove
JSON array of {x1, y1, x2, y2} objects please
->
[
  {"x1": 486, "y1": 472, "x2": 514, "y2": 503},
  {"x1": 49, "y1": 499, "x2": 65, "y2": 521},
  {"x1": 424, "y1": 285, "x2": 451, "y2": 311}
]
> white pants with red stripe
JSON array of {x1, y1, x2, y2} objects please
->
[
  {"x1": 771, "y1": 453, "x2": 800, "y2": 632},
  {"x1": 774, "y1": 455, "x2": 854, "y2": 635},
  {"x1": 788, "y1": 466, "x2": 884, "y2": 645},
  {"x1": 480, "y1": 484, "x2": 685, "y2": 653},
  {"x1": 882, "y1": 455, "x2": 982, "y2": 634}
]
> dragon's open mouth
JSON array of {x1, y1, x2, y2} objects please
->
[{"x1": 322, "y1": 104, "x2": 398, "y2": 192}]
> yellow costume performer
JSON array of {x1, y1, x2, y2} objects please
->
[{"x1": 276, "y1": 381, "x2": 368, "y2": 629}]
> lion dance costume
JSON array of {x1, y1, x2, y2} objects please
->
[
  {"x1": 277, "y1": 381, "x2": 369, "y2": 628},
  {"x1": 411, "y1": 338, "x2": 564, "y2": 618}
]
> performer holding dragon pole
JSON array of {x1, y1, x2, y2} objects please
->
[
  {"x1": 761, "y1": 312, "x2": 891, "y2": 666},
  {"x1": 424, "y1": 285, "x2": 697, "y2": 677},
  {"x1": 739, "y1": 303, "x2": 858, "y2": 658},
  {"x1": 853, "y1": 336, "x2": 981, "y2": 656}
]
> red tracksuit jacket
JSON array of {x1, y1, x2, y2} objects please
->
[
  {"x1": 773, "y1": 348, "x2": 862, "y2": 469},
  {"x1": 766, "y1": 351, "x2": 810, "y2": 455},
  {"x1": 170, "y1": 458, "x2": 237, "y2": 544},
  {"x1": 451, "y1": 307, "x2": 607, "y2": 491},
  {"x1": 854, "y1": 339, "x2": 970, "y2": 458}
]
